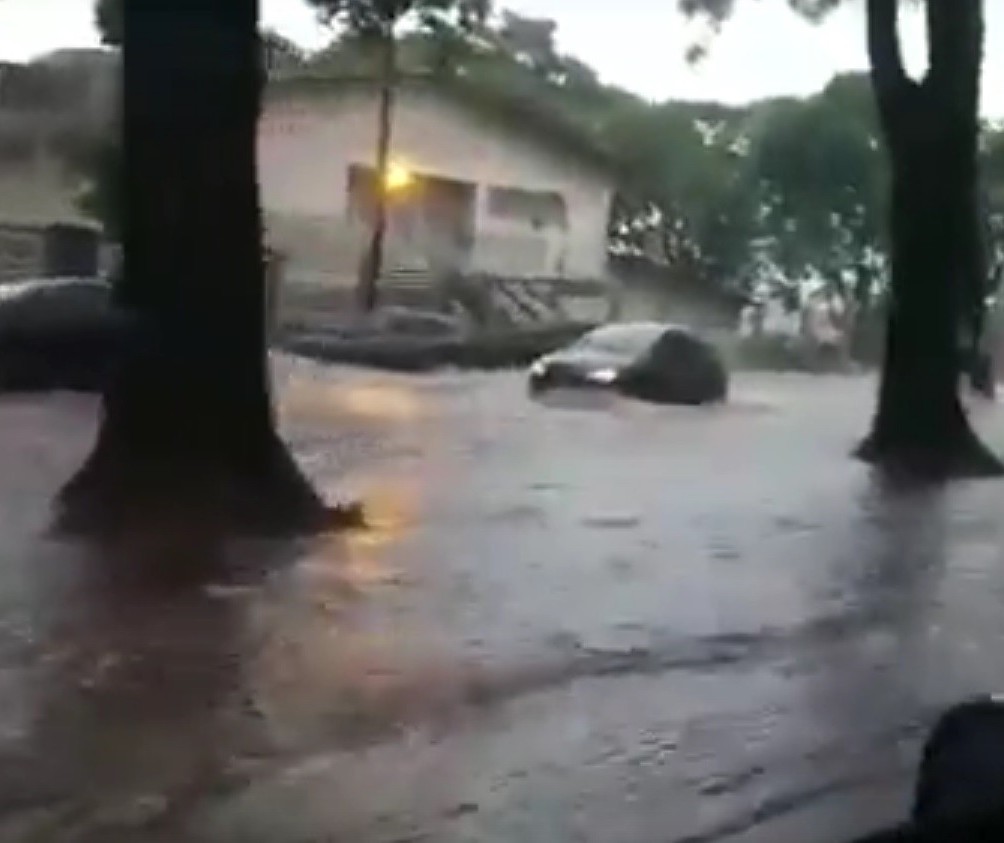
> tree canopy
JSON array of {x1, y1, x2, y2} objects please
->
[{"x1": 306, "y1": 0, "x2": 490, "y2": 39}]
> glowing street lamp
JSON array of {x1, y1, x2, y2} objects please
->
[{"x1": 383, "y1": 160, "x2": 414, "y2": 193}]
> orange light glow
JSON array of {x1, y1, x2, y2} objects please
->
[{"x1": 383, "y1": 161, "x2": 414, "y2": 193}]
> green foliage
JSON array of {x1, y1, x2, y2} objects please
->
[
  {"x1": 95, "y1": 0, "x2": 121, "y2": 46},
  {"x1": 263, "y1": 29, "x2": 307, "y2": 72},
  {"x1": 745, "y1": 74, "x2": 885, "y2": 288},
  {"x1": 305, "y1": 0, "x2": 489, "y2": 40},
  {"x1": 604, "y1": 99, "x2": 756, "y2": 287},
  {"x1": 71, "y1": 0, "x2": 121, "y2": 234},
  {"x1": 679, "y1": 0, "x2": 843, "y2": 25}
]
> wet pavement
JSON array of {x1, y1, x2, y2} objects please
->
[{"x1": 2, "y1": 360, "x2": 1004, "y2": 842}]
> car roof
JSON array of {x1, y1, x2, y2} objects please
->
[{"x1": 583, "y1": 322, "x2": 692, "y2": 342}]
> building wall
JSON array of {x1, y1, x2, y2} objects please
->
[{"x1": 258, "y1": 85, "x2": 613, "y2": 287}]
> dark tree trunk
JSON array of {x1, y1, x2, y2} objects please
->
[
  {"x1": 357, "y1": 32, "x2": 397, "y2": 313},
  {"x1": 56, "y1": 0, "x2": 360, "y2": 536},
  {"x1": 848, "y1": 261, "x2": 874, "y2": 359},
  {"x1": 856, "y1": 0, "x2": 1002, "y2": 479}
]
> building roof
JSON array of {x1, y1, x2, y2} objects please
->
[{"x1": 267, "y1": 70, "x2": 619, "y2": 179}]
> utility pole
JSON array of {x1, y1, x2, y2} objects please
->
[{"x1": 357, "y1": 28, "x2": 397, "y2": 313}]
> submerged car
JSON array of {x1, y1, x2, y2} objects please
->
[{"x1": 528, "y1": 321, "x2": 728, "y2": 405}]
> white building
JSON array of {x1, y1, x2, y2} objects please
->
[{"x1": 257, "y1": 73, "x2": 617, "y2": 289}]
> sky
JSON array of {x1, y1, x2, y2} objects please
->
[{"x1": 1, "y1": 0, "x2": 1003, "y2": 116}]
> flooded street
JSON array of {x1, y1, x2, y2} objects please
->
[{"x1": 3, "y1": 361, "x2": 1004, "y2": 842}]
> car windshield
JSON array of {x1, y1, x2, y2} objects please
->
[{"x1": 573, "y1": 324, "x2": 666, "y2": 356}]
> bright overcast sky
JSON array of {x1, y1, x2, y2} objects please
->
[{"x1": 1, "y1": 0, "x2": 1003, "y2": 116}]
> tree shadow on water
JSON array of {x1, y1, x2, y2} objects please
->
[
  {"x1": 797, "y1": 479, "x2": 952, "y2": 791},
  {"x1": 6, "y1": 527, "x2": 306, "y2": 839},
  {"x1": 804, "y1": 474, "x2": 952, "y2": 711},
  {"x1": 845, "y1": 476, "x2": 949, "y2": 627}
]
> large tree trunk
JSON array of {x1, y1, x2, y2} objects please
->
[
  {"x1": 856, "y1": 0, "x2": 1002, "y2": 479},
  {"x1": 56, "y1": 0, "x2": 359, "y2": 535},
  {"x1": 357, "y1": 32, "x2": 397, "y2": 313},
  {"x1": 847, "y1": 261, "x2": 874, "y2": 362}
]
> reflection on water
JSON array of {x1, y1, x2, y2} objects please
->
[
  {"x1": 530, "y1": 388, "x2": 618, "y2": 412},
  {"x1": 247, "y1": 474, "x2": 434, "y2": 750},
  {"x1": 776, "y1": 483, "x2": 955, "y2": 833},
  {"x1": 280, "y1": 375, "x2": 427, "y2": 426},
  {"x1": 17, "y1": 534, "x2": 267, "y2": 832},
  {"x1": 529, "y1": 382, "x2": 792, "y2": 417},
  {"x1": 847, "y1": 481, "x2": 947, "y2": 621},
  {"x1": 340, "y1": 383, "x2": 426, "y2": 422},
  {"x1": 300, "y1": 477, "x2": 420, "y2": 594}
]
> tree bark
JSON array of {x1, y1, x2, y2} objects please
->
[
  {"x1": 357, "y1": 31, "x2": 397, "y2": 313},
  {"x1": 856, "y1": 0, "x2": 1002, "y2": 479},
  {"x1": 56, "y1": 0, "x2": 360, "y2": 536},
  {"x1": 847, "y1": 261, "x2": 873, "y2": 361}
]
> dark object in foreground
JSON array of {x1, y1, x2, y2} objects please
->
[
  {"x1": 0, "y1": 277, "x2": 126, "y2": 393},
  {"x1": 528, "y1": 322, "x2": 727, "y2": 406},
  {"x1": 853, "y1": 1, "x2": 1002, "y2": 480},
  {"x1": 55, "y1": 1, "x2": 339, "y2": 538},
  {"x1": 853, "y1": 697, "x2": 1004, "y2": 842}
]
